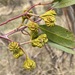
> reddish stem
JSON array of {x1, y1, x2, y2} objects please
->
[
  {"x1": 20, "y1": 41, "x2": 31, "y2": 45},
  {"x1": 0, "y1": 26, "x2": 27, "y2": 42},
  {"x1": 0, "y1": 13, "x2": 27, "y2": 26},
  {"x1": 0, "y1": 35, "x2": 12, "y2": 42},
  {"x1": 27, "y1": 1, "x2": 54, "y2": 12},
  {"x1": 5, "y1": 26, "x2": 27, "y2": 36}
]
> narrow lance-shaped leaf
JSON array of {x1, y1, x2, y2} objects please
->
[
  {"x1": 48, "y1": 41, "x2": 75, "y2": 55},
  {"x1": 40, "y1": 25, "x2": 75, "y2": 48},
  {"x1": 52, "y1": 0, "x2": 75, "y2": 8}
]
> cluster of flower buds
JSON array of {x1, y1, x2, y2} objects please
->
[
  {"x1": 8, "y1": 42, "x2": 24, "y2": 58},
  {"x1": 28, "y1": 21, "x2": 39, "y2": 40},
  {"x1": 28, "y1": 21, "x2": 39, "y2": 31},
  {"x1": 32, "y1": 34, "x2": 48, "y2": 48},
  {"x1": 23, "y1": 57, "x2": 36, "y2": 70},
  {"x1": 9, "y1": 42, "x2": 36, "y2": 70},
  {"x1": 40, "y1": 10, "x2": 56, "y2": 26}
]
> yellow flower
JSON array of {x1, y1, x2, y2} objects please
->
[
  {"x1": 32, "y1": 38, "x2": 43, "y2": 47},
  {"x1": 42, "y1": 16, "x2": 56, "y2": 26},
  {"x1": 40, "y1": 10, "x2": 56, "y2": 27},
  {"x1": 28, "y1": 21, "x2": 39, "y2": 31},
  {"x1": 23, "y1": 57, "x2": 36, "y2": 70},
  {"x1": 9, "y1": 42, "x2": 24, "y2": 59},
  {"x1": 9, "y1": 42, "x2": 20, "y2": 51},
  {"x1": 32, "y1": 34, "x2": 48, "y2": 48},
  {"x1": 38, "y1": 34, "x2": 48, "y2": 43}
]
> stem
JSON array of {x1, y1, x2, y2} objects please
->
[
  {"x1": 21, "y1": 29, "x2": 30, "y2": 36},
  {"x1": 27, "y1": 1, "x2": 54, "y2": 12},
  {"x1": 5, "y1": 26, "x2": 27, "y2": 36},
  {"x1": 0, "y1": 26, "x2": 27, "y2": 42},
  {"x1": 20, "y1": 41, "x2": 31, "y2": 45},
  {"x1": 0, "y1": 35, "x2": 12, "y2": 42},
  {"x1": 35, "y1": 18, "x2": 42, "y2": 23},
  {"x1": 27, "y1": 12, "x2": 39, "y2": 17},
  {"x1": 0, "y1": 13, "x2": 27, "y2": 26},
  {"x1": 20, "y1": 41, "x2": 31, "y2": 58},
  {"x1": 27, "y1": 12, "x2": 42, "y2": 23},
  {"x1": 20, "y1": 47, "x2": 28, "y2": 58}
]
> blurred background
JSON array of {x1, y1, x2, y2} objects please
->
[{"x1": 0, "y1": 0, "x2": 75, "y2": 75}]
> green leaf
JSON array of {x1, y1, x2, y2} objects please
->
[
  {"x1": 52, "y1": 0, "x2": 75, "y2": 8},
  {"x1": 40, "y1": 25, "x2": 75, "y2": 48},
  {"x1": 48, "y1": 41, "x2": 75, "y2": 54}
]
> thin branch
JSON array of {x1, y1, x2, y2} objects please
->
[
  {"x1": 35, "y1": 18, "x2": 42, "y2": 23},
  {"x1": 0, "y1": 25, "x2": 27, "y2": 42},
  {"x1": 18, "y1": 46, "x2": 28, "y2": 59},
  {"x1": 5, "y1": 26, "x2": 27, "y2": 36},
  {"x1": 0, "y1": 35, "x2": 12, "y2": 42},
  {"x1": 27, "y1": 12, "x2": 42, "y2": 23},
  {"x1": 0, "y1": 13, "x2": 27, "y2": 26},
  {"x1": 21, "y1": 29, "x2": 30, "y2": 36},
  {"x1": 27, "y1": 1, "x2": 54, "y2": 12},
  {"x1": 27, "y1": 12, "x2": 39, "y2": 17},
  {"x1": 20, "y1": 41, "x2": 31, "y2": 45}
]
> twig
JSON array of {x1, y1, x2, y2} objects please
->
[
  {"x1": 27, "y1": 12, "x2": 42, "y2": 23},
  {"x1": 0, "y1": 26, "x2": 27, "y2": 41},
  {"x1": 21, "y1": 29, "x2": 30, "y2": 36},
  {"x1": 20, "y1": 41, "x2": 31, "y2": 45},
  {"x1": 5, "y1": 26, "x2": 27, "y2": 36},
  {"x1": 0, "y1": 13, "x2": 27, "y2": 26},
  {"x1": 35, "y1": 18, "x2": 42, "y2": 23},
  {"x1": 27, "y1": 1, "x2": 54, "y2": 12},
  {"x1": 27, "y1": 12, "x2": 39, "y2": 17},
  {"x1": 0, "y1": 35, "x2": 12, "y2": 42}
]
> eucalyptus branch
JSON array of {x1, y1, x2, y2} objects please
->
[
  {"x1": 0, "y1": 26, "x2": 27, "y2": 42},
  {"x1": 0, "y1": 1, "x2": 54, "y2": 26},
  {"x1": 27, "y1": 1, "x2": 54, "y2": 12},
  {"x1": 5, "y1": 26, "x2": 27, "y2": 36},
  {"x1": 0, "y1": 13, "x2": 28, "y2": 26}
]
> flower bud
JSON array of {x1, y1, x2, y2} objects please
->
[
  {"x1": 9, "y1": 42, "x2": 20, "y2": 51},
  {"x1": 38, "y1": 34, "x2": 48, "y2": 43},
  {"x1": 28, "y1": 21, "x2": 39, "y2": 31},
  {"x1": 8, "y1": 42, "x2": 24, "y2": 59},
  {"x1": 23, "y1": 57, "x2": 36, "y2": 70},
  {"x1": 40, "y1": 10, "x2": 56, "y2": 27},
  {"x1": 32, "y1": 34, "x2": 48, "y2": 48}
]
